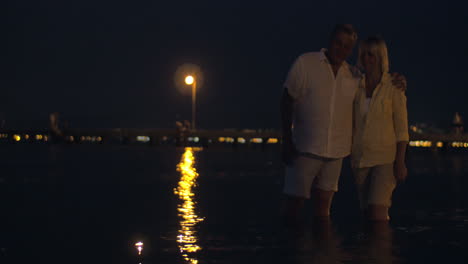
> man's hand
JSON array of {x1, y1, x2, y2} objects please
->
[
  {"x1": 282, "y1": 139, "x2": 298, "y2": 166},
  {"x1": 390, "y1": 72, "x2": 407, "y2": 91},
  {"x1": 394, "y1": 161, "x2": 408, "y2": 182}
]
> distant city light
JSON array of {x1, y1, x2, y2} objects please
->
[
  {"x1": 76, "y1": 136, "x2": 102, "y2": 142},
  {"x1": 187, "y1": 137, "x2": 200, "y2": 143},
  {"x1": 250, "y1": 138, "x2": 263, "y2": 144},
  {"x1": 136, "y1": 136, "x2": 150, "y2": 143},
  {"x1": 237, "y1": 137, "x2": 246, "y2": 144},
  {"x1": 267, "y1": 138, "x2": 279, "y2": 144},
  {"x1": 409, "y1": 125, "x2": 423, "y2": 133},
  {"x1": 451, "y1": 141, "x2": 468, "y2": 148},
  {"x1": 409, "y1": 140, "x2": 432, "y2": 147},
  {"x1": 13, "y1": 134, "x2": 21, "y2": 142}
]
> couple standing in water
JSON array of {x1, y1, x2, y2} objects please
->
[{"x1": 281, "y1": 24, "x2": 408, "y2": 225}]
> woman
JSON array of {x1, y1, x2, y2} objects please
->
[{"x1": 351, "y1": 36, "x2": 409, "y2": 221}]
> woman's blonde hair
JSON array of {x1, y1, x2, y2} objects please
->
[{"x1": 357, "y1": 36, "x2": 390, "y2": 74}]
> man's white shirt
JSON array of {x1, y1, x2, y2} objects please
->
[{"x1": 284, "y1": 49, "x2": 360, "y2": 158}]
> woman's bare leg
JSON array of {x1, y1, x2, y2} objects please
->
[{"x1": 367, "y1": 204, "x2": 390, "y2": 221}]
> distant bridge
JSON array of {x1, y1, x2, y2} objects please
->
[{"x1": 1, "y1": 129, "x2": 468, "y2": 150}]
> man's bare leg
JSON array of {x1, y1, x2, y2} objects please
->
[{"x1": 311, "y1": 188, "x2": 335, "y2": 219}]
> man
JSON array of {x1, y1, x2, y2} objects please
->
[{"x1": 281, "y1": 24, "x2": 405, "y2": 225}]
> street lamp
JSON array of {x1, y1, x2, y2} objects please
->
[{"x1": 185, "y1": 75, "x2": 196, "y2": 130}]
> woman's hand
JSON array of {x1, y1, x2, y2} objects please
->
[{"x1": 394, "y1": 161, "x2": 408, "y2": 182}]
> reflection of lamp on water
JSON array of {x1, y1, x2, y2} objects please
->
[
  {"x1": 174, "y1": 147, "x2": 204, "y2": 264},
  {"x1": 185, "y1": 75, "x2": 197, "y2": 131},
  {"x1": 134, "y1": 241, "x2": 144, "y2": 255}
]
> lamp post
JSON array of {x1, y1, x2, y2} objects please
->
[{"x1": 184, "y1": 75, "x2": 196, "y2": 131}]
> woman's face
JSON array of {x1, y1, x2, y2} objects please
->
[{"x1": 361, "y1": 50, "x2": 379, "y2": 73}]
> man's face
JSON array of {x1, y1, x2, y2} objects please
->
[{"x1": 327, "y1": 32, "x2": 355, "y2": 65}]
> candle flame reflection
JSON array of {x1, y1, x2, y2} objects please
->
[
  {"x1": 134, "y1": 241, "x2": 143, "y2": 255},
  {"x1": 174, "y1": 147, "x2": 204, "y2": 264}
]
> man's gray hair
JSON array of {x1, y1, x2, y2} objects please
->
[{"x1": 330, "y1": 24, "x2": 358, "y2": 42}]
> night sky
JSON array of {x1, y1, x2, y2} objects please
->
[{"x1": 4, "y1": 1, "x2": 468, "y2": 130}]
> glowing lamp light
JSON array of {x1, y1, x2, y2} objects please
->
[
  {"x1": 185, "y1": 75, "x2": 195, "y2": 85},
  {"x1": 13, "y1": 135, "x2": 21, "y2": 142}
]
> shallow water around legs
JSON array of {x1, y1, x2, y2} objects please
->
[{"x1": 1, "y1": 145, "x2": 467, "y2": 263}]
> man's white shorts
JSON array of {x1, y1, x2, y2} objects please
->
[{"x1": 283, "y1": 153, "x2": 343, "y2": 199}]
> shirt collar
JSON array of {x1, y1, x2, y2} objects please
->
[
  {"x1": 319, "y1": 48, "x2": 328, "y2": 61},
  {"x1": 319, "y1": 48, "x2": 350, "y2": 69}
]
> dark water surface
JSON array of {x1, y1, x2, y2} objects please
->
[{"x1": 1, "y1": 144, "x2": 468, "y2": 264}]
